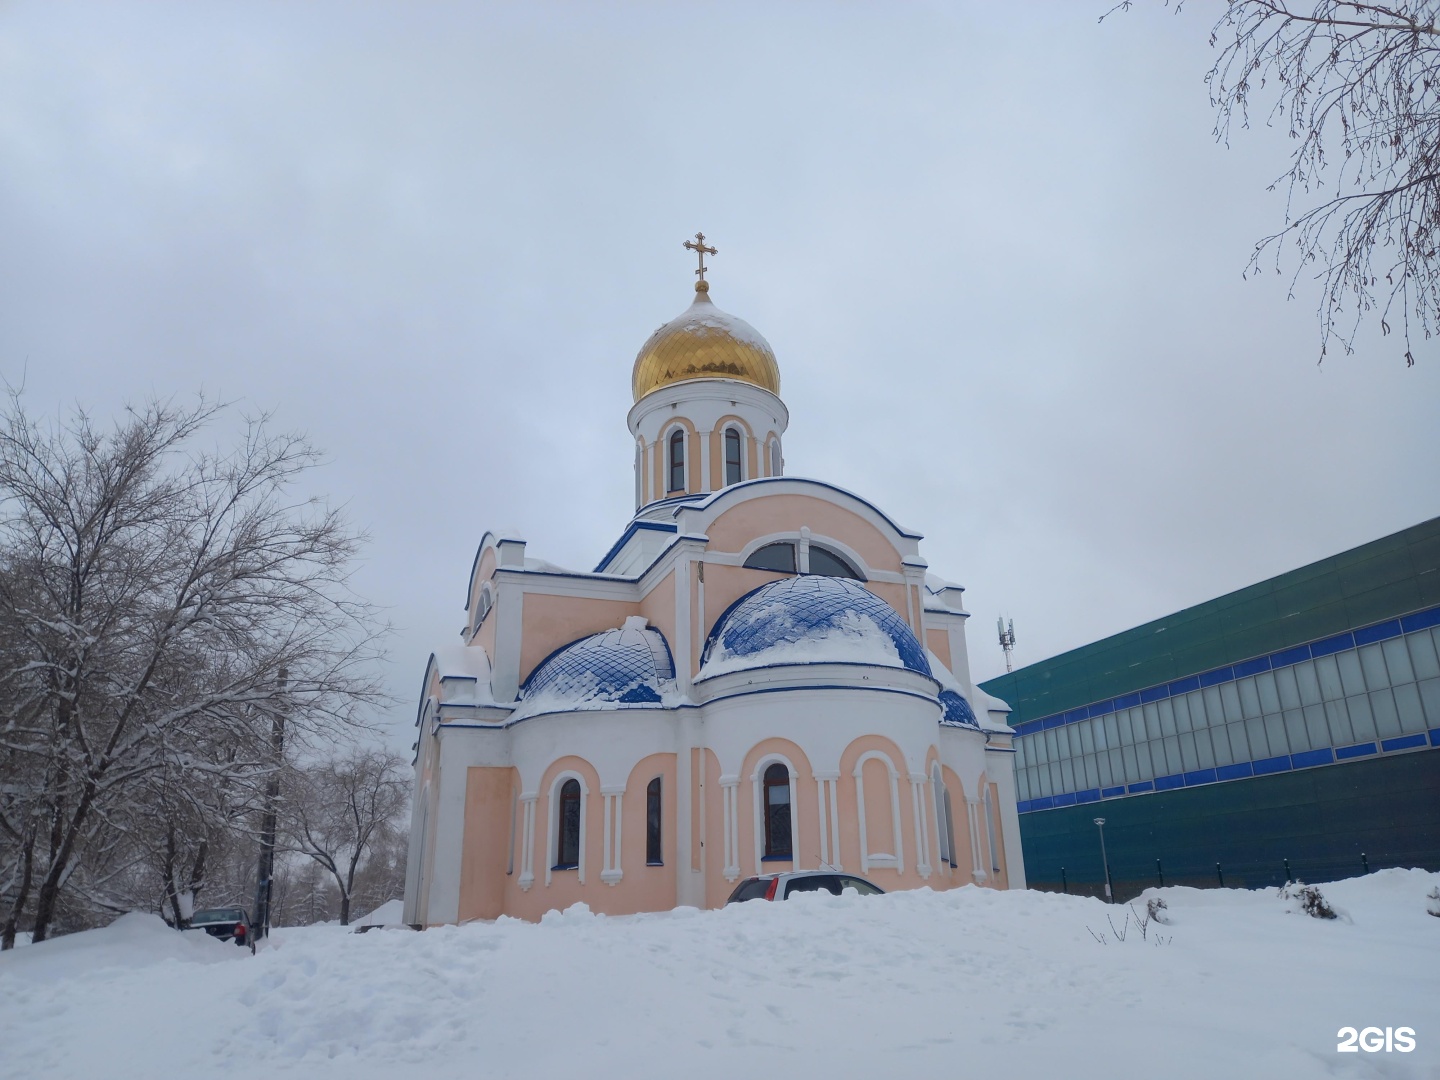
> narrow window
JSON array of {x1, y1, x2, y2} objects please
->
[
  {"x1": 668, "y1": 430, "x2": 686, "y2": 492},
  {"x1": 743, "y1": 541, "x2": 796, "y2": 574},
  {"x1": 763, "y1": 763, "x2": 792, "y2": 859},
  {"x1": 984, "y1": 785, "x2": 999, "y2": 873},
  {"x1": 932, "y1": 767, "x2": 950, "y2": 866},
  {"x1": 944, "y1": 789, "x2": 957, "y2": 868},
  {"x1": 724, "y1": 428, "x2": 743, "y2": 486},
  {"x1": 769, "y1": 439, "x2": 781, "y2": 476},
  {"x1": 646, "y1": 777, "x2": 663, "y2": 865},
  {"x1": 555, "y1": 779, "x2": 581, "y2": 869}
]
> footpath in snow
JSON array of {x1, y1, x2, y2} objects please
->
[{"x1": 2, "y1": 869, "x2": 1436, "y2": 1079}]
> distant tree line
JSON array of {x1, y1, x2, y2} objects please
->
[{"x1": 0, "y1": 393, "x2": 405, "y2": 946}]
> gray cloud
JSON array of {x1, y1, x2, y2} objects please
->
[{"x1": 2, "y1": 1, "x2": 1436, "y2": 749}]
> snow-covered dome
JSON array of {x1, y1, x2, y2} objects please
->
[
  {"x1": 938, "y1": 689, "x2": 979, "y2": 727},
  {"x1": 700, "y1": 576, "x2": 932, "y2": 678},
  {"x1": 631, "y1": 281, "x2": 780, "y2": 402},
  {"x1": 518, "y1": 617, "x2": 675, "y2": 713}
]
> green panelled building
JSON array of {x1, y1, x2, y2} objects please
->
[{"x1": 980, "y1": 518, "x2": 1440, "y2": 900}]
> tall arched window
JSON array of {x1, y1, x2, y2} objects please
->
[
  {"x1": 724, "y1": 428, "x2": 743, "y2": 486},
  {"x1": 762, "y1": 763, "x2": 792, "y2": 859},
  {"x1": 769, "y1": 439, "x2": 781, "y2": 476},
  {"x1": 933, "y1": 765, "x2": 956, "y2": 868},
  {"x1": 668, "y1": 429, "x2": 686, "y2": 493},
  {"x1": 555, "y1": 779, "x2": 581, "y2": 870},
  {"x1": 646, "y1": 777, "x2": 663, "y2": 865},
  {"x1": 983, "y1": 784, "x2": 1000, "y2": 874}
]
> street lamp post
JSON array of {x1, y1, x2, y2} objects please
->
[{"x1": 1094, "y1": 817, "x2": 1113, "y2": 903}]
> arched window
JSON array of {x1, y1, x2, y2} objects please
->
[
  {"x1": 646, "y1": 777, "x2": 663, "y2": 866},
  {"x1": 932, "y1": 765, "x2": 957, "y2": 868},
  {"x1": 555, "y1": 779, "x2": 581, "y2": 870},
  {"x1": 983, "y1": 784, "x2": 1000, "y2": 874},
  {"x1": 742, "y1": 540, "x2": 863, "y2": 580},
  {"x1": 744, "y1": 541, "x2": 796, "y2": 574},
  {"x1": 762, "y1": 763, "x2": 792, "y2": 859},
  {"x1": 769, "y1": 439, "x2": 782, "y2": 476},
  {"x1": 668, "y1": 429, "x2": 686, "y2": 493},
  {"x1": 807, "y1": 546, "x2": 862, "y2": 580},
  {"x1": 724, "y1": 428, "x2": 743, "y2": 486}
]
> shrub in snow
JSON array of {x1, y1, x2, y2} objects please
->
[
  {"x1": 1279, "y1": 881, "x2": 1337, "y2": 920},
  {"x1": 1426, "y1": 887, "x2": 1440, "y2": 918},
  {"x1": 1146, "y1": 897, "x2": 1170, "y2": 925}
]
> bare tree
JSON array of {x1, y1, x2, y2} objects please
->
[
  {"x1": 0, "y1": 393, "x2": 385, "y2": 947},
  {"x1": 1110, "y1": 2, "x2": 1440, "y2": 364},
  {"x1": 282, "y1": 749, "x2": 408, "y2": 926}
]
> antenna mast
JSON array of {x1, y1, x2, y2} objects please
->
[{"x1": 997, "y1": 616, "x2": 1017, "y2": 673}]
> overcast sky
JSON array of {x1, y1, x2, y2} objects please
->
[{"x1": 3, "y1": 1, "x2": 1437, "y2": 751}]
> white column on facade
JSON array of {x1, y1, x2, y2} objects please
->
[
  {"x1": 967, "y1": 798, "x2": 988, "y2": 883},
  {"x1": 854, "y1": 772, "x2": 870, "y2": 874},
  {"x1": 698, "y1": 428, "x2": 711, "y2": 493},
  {"x1": 721, "y1": 777, "x2": 741, "y2": 881},
  {"x1": 827, "y1": 778, "x2": 842, "y2": 870},
  {"x1": 518, "y1": 795, "x2": 537, "y2": 891},
  {"x1": 889, "y1": 771, "x2": 905, "y2": 875},
  {"x1": 601, "y1": 785, "x2": 625, "y2": 885},
  {"x1": 910, "y1": 775, "x2": 931, "y2": 879},
  {"x1": 815, "y1": 772, "x2": 835, "y2": 868},
  {"x1": 675, "y1": 558, "x2": 692, "y2": 696}
]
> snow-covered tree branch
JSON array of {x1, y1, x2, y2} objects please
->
[{"x1": 0, "y1": 392, "x2": 387, "y2": 947}]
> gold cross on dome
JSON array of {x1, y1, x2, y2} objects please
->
[{"x1": 683, "y1": 232, "x2": 717, "y2": 281}]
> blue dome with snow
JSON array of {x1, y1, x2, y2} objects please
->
[
  {"x1": 701, "y1": 576, "x2": 932, "y2": 677},
  {"x1": 520, "y1": 620, "x2": 674, "y2": 709},
  {"x1": 939, "y1": 689, "x2": 979, "y2": 727}
]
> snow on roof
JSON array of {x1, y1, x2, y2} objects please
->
[
  {"x1": 510, "y1": 620, "x2": 677, "y2": 720},
  {"x1": 700, "y1": 576, "x2": 931, "y2": 679}
]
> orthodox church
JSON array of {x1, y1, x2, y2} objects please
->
[{"x1": 403, "y1": 236, "x2": 1024, "y2": 925}]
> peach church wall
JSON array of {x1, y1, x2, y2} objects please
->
[
  {"x1": 705, "y1": 493, "x2": 904, "y2": 576},
  {"x1": 941, "y1": 764, "x2": 978, "y2": 884},
  {"x1": 836, "y1": 734, "x2": 927, "y2": 890},
  {"x1": 621, "y1": 754, "x2": 678, "y2": 912},
  {"x1": 505, "y1": 755, "x2": 604, "y2": 921},
  {"x1": 457, "y1": 765, "x2": 519, "y2": 923},
  {"x1": 517, "y1": 593, "x2": 641, "y2": 686}
]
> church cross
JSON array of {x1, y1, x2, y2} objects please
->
[{"x1": 683, "y1": 232, "x2": 718, "y2": 281}]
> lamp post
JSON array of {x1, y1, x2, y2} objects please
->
[{"x1": 1094, "y1": 817, "x2": 1113, "y2": 902}]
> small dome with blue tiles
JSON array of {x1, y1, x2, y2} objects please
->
[
  {"x1": 939, "y1": 689, "x2": 979, "y2": 727},
  {"x1": 518, "y1": 617, "x2": 675, "y2": 714},
  {"x1": 700, "y1": 576, "x2": 932, "y2": 678}
]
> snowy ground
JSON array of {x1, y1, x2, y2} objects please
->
[{"x1": 3, "y1": 870, "x2": 1437, "y2": 1079}]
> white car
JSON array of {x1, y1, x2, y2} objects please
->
[{"x1": 724, "y1": 870, "x2": 885, "y2": 904}]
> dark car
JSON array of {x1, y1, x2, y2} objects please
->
[
  {"x1": 187, "y1": 907, "x2": 255, "y2": 952},
  {"x1": 725, "y1": 870, "x2": 885, "y2": 904}
]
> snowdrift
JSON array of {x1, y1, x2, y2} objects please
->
[{"x1": 2, "y1": 870, "x2": 1436, "y2": 1079}]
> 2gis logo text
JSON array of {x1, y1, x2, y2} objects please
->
[{"x1": 1337, "y1": 1027, "x2": 1416, "y2": 1053}]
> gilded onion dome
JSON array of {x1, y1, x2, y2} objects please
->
[{"x1": 631, "y1": 281, "x2": 781, "y2": 402}]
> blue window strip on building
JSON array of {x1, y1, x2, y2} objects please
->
[
  {"x1": 1012, "y1": 603, "x2": 1440, "y2": 739},
  {"x1": 1011, "y1": 602, "x2": 1440, "y2": 815}
]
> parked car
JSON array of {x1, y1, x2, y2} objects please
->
[
  {"x1": 725, "y1": 870, "x2": 885, "y2": 904},
  {"x1": 186, "y1": 907, "x2": 255, "y2": 952}
]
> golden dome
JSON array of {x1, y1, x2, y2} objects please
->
[{"x1": 631, "y1": 281, "x2": 781, "y2": 402}]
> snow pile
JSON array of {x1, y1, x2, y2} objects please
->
[
  {"x1": 2, "y1": 870, "x2": 1437, "y2": 1079},
  {"x1": 354, "y1": 899, "x2": 405, "y2": 927}
]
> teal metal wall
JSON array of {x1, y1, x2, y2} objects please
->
[
  {"x1": 981, "y1": 518, "x2": 1440, "y2": 895},
  {"x1": 1019, "y1": 750, "x2": 1439, "y2": 900}
]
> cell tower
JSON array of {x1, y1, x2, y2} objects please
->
[{"x1": 997, "y1": 616, "x2": 1017, "y2": 673}]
